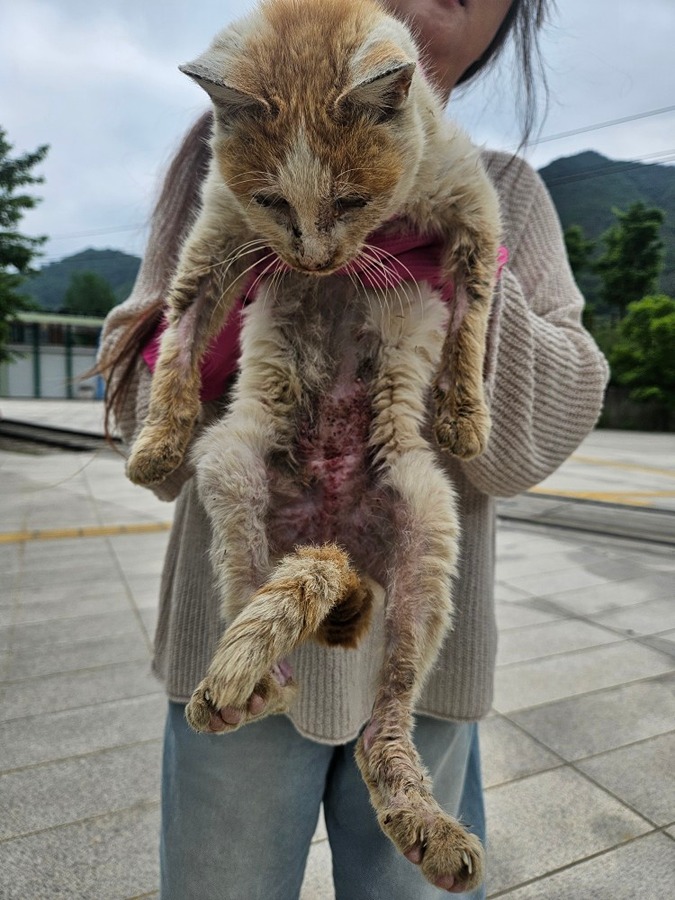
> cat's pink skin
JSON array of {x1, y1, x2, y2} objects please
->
[{"x1": 268, "y1": 373, "x2": 394, "y2": 584}]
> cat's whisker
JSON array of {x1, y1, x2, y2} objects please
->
[
  {"x1": 245, "y1": 253, "x2": 285, "y2": 314},
  {"x1": 346, "y1": 267, "x2": 376, "y2": 320},
  {"x1": 359, "y1": 246, "x2": 420, "y2": 323},
  {"x1": 208, "y1": 250, "x2": 278, "y2": 328},
  {"x1": 355, "y1": 248, "x2": 403, "y2": 320},
  {"x1": 363, "y1": 243, "x2": 424, "y2": 314},
  {"x1": 192, "y1": 240, "x2": 268, "y2": 282}
]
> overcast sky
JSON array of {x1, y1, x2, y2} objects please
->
[{"x1": 2, "y1": 0, "x2": 674, "y2": 263}]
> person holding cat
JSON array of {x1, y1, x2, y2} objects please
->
[{"x1": 98, "y1": 1, "x2": 608, "y2": 898}]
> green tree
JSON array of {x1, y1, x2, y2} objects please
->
[
  {"x1": 564, "y1": 224, "x2": 595, "y2": 280},
  {"x1": 0, "y1": 127, "x2": 49, "y2": 362},
  {"x1": 595, "y1": 202, "x2": 665, "y2": 319},
  {"x1": 565, "y1": 224, "x2": 598, "y2": 330},
  {"x1": 610, "y1": 294, "x2": 675, "y2": 423},
  {"x1": 62, "y1": 270, "x2": 117, "y2": 317}
]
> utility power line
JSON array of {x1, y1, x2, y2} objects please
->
[{"x1": 531, "y1": 104, "x2": 675, "y2": 147}]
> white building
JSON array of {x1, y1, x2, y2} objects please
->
[{"x1": 0, "y1": 312, "x2": 105, "y2": 399}]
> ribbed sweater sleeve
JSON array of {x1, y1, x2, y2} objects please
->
[{"x1": 463, "y1": 152, "x2": 610, "y2": 498}]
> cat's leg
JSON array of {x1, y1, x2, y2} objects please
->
[
  {"x1": 432, "y1": 176, "x2": 501, "y2": 461},
  {"x1": 126, "y1": 212, "x2": 256, "y2": 487},
  {"x1": 185, "y1": 544, "x2": 373, "y2": 733},
  {"x1": 354, "y1": 450, "x2": 483, "y2": 893}
]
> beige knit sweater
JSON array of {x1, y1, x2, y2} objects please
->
[{"x1": 99, "y1": 148, "x2": 609, "y2": 744}]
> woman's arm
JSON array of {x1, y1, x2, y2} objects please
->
[{"x1": 462, "y1": 154, "x2": 610, "y2": 498}]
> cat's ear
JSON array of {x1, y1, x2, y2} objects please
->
[
  {"x1": 336, "y1": 58, "x2": 415, "y2": 121},
  {"x1": 179, "y1": 60, "x2": 271, "y2": 122}
]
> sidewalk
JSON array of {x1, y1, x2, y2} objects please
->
[{"x1": 0, "y1": 405, "x2": 674, "y2": 898}]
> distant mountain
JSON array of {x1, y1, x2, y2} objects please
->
[
  {"x1": 25, "y1": 248, "x2": 141, "y2": 312},
  {"x1": 539, "y1": 151, "x2": 675, "y2": 302}
]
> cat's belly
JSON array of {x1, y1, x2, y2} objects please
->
[{"x1": 267, "y1": 379, "x2": 393, "y2": 576}]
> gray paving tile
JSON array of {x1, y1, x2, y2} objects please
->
[
  {"x1": 503, "y1": 832, "x2": 675, "y2": 899},
  {"x1": 480, "y1": 717, "x2": 560, "y2": 788},
  {"x1": 496, "y1": 547, "x2": 609, "y2": 581},
  {"x1": 23, "y1": 503, "x2": 101, "y2": 531},
  {"x1": 0, "y1": 660, "x2": 160, "y2": 722},
  {"x1": 0, "y1": 694, "x2": 166, "y2": 771},
  {"x1": 0, "y1": 803, "x2": 160, "y2": 899},
  {"x1": 496, "y1": 530, "x2": 579, "y2": 557},
  {"x1": 577, "y1": 732, "x2": 675, "y2": 826},
  {"x1": 3, "y1": 609, "x2": 142, "y2": 651},
  {"x1": 496, "y1": 619, "x2": 621, "y2": 666},
  {"x1": 484, "y1": 767, "x2": 650, "y2": 894},
  {"x1": 534, "y1": 572, "x2": 675, "y2": 617},
  {"x1": 3, "y1": 629, "x2": 150, "y2": 681},
  {"x1": 494, "y1": 582, "x2": 541, "y2": 604},
  {"x1": 20, "y1": 536, "x2": 112, "y2": 567},
  {"x1": 590, "y1": 597, "x2": 675, "y2": 637},
  {"x1": 505, "y1": 565, "x2": 620, "y2": 598},
  {"x1": 140, "y1": 606, "x2": 159, "y2": 638},
  {"x1": 7, "y1": 579, "x2": 129, "y2": 607},
  {"x1": 300, "y1": 839, "x2": 334, "y2": 900},
  {"x1": 6, "y1": 590, "x2": 130, "y2": 625},
  {"x1": 0, "y1": 740, "x2": 161, "y2": 840},
  {"x1": 17, "y1": 561, "x2": 123, "y2": 591},
  {"x1": 123, "y1": 574, "x2": 162, "y2": 603},
  {"x1": 495, "y1": 601, "x2": 565, "y2": 631},
  {"x1": 0, "y1": 544, "x2": 21, "y2": 574},
  {"x1": 493, "y1": 641, "x2": 674, "y2": 713},
  {"x1": 510, "y1": 674, "x2": 675, "y2": 760},
  {"x1": 109, "y1": 532, "x2": 169, "y2": 568}
]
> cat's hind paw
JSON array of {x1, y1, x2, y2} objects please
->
[
  {"x1": 355, "y1": 727, "x2": 484, "y2": 893},
  {"x1": 185, "y1": 664, "x2": 297, "y2": 734},
  {"x1": 381, "y1": 806, "x2": 484, "y2": 893},
  {"x1": 434, "y1": 402, "x2": 491, "y2": 460}
]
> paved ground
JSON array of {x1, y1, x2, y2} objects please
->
[{"x1": 1, "y1": 401, "x2": 674, "y2": 898}]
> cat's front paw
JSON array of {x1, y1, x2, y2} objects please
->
[
  {"x1": 185, "y1": 664, "x2": 297, "y2": 734},
  {"x1": 126, "y1": 423, "x2": 190, "y2": 486},
  {"x1": 434, "y1": 403, "x2": 491, "y2": 460}
]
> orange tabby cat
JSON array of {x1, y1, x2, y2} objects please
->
[{"x1": 127, "y1": 0, "x2": 500, "y2": 890}]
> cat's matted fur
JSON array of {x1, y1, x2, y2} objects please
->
[{"x1": 127, "y1": 0, "x2": 501, "y2": 890}]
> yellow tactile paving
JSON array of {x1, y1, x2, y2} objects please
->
[{"x1": 0, "y1": 521, "x2": 173, "y2": 545}]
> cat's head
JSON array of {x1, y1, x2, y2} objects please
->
[{"x1": 180, "y1": 0, "x2": 429, "y2": 274}]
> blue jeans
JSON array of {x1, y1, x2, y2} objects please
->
[{"x1": 160, "y1": 702, "x2": 487, "y2": 900}]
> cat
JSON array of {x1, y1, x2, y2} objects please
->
[{"x1": 126, "y1": 0, "x2": 500, "y2": 890}]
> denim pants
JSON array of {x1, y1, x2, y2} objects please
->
[{"x1": 160, "y1": 702, "x2": 487, "y2": 900}]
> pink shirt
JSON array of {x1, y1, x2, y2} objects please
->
[{"x1": 142, "y1": 231, "x2": 508, "y2": 402}]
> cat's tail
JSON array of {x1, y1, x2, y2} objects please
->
[{"x1": 185, "y1": 544, "x2": 373, "y2": 731}]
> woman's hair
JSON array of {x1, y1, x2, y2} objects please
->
[
  {"x1": 457, "y1": 0, "x2": 555, "y2": 142},
  {"x1": 100, "y1": 0, "x2": 554, "y2": 428},
  {"x1": 98, "y1": 111, "x2": 211, "y2": 432}
]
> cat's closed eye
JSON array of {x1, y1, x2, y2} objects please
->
[
  {"x1": 334, "y1": 196, "x2": 368, "y2": 216},
  {"x1": 254, "y1": 193, "x2": 291, "y2": 212}
]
